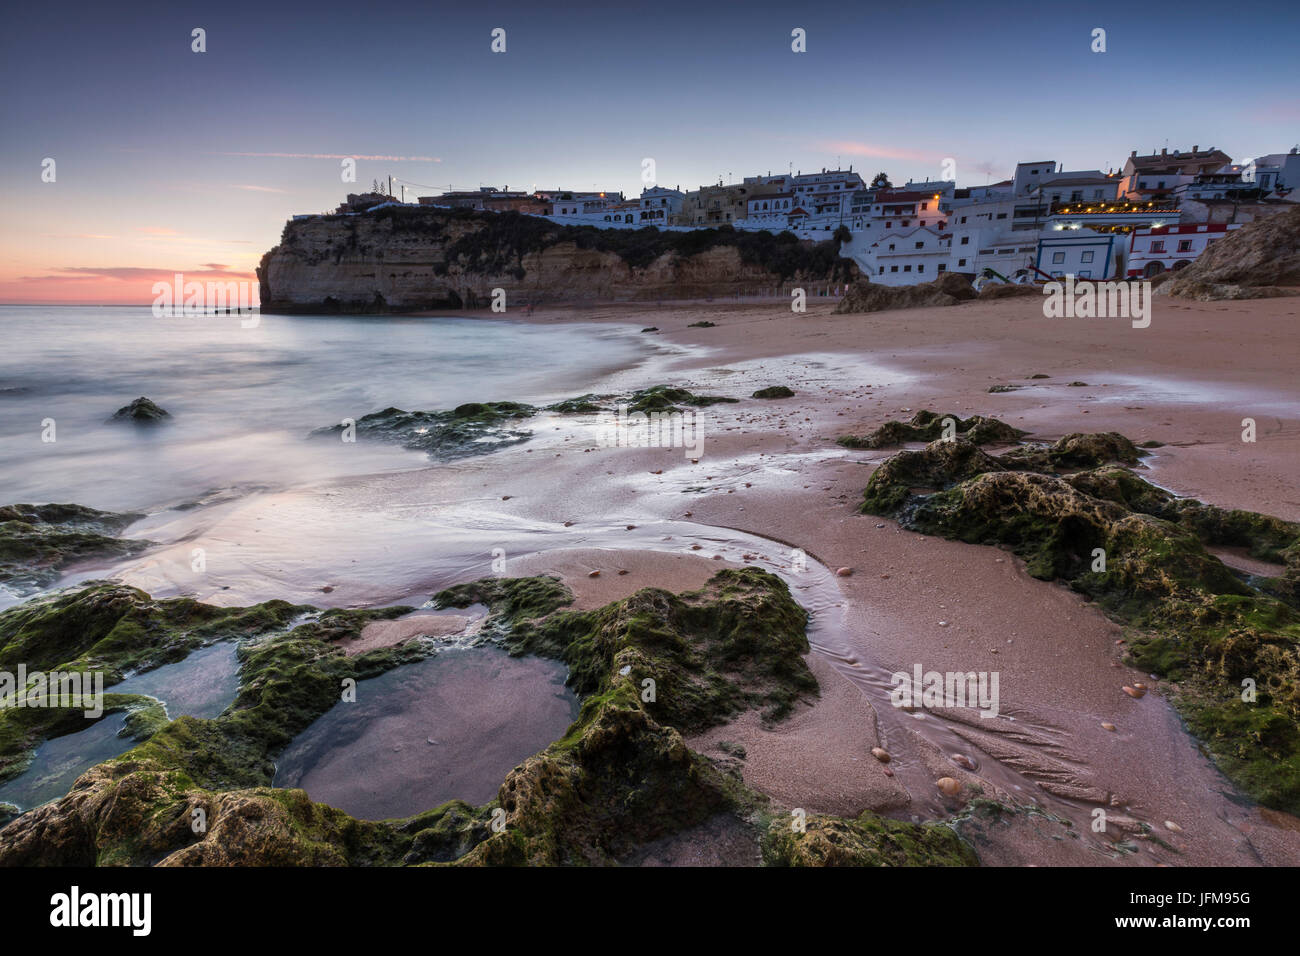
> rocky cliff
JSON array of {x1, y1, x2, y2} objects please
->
[{"x1": 256, "y1": 206, "x2": 856, "y2": 312}]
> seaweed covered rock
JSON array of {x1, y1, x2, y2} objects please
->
[
  {"x1": 108, "y1": 397, "x2": 171, "y2": 424},
  {"x1": 858, "y1": 427, "x2": 1300, "y2": 811},
  {"x1": 311, "y1": 401, "x2": 536, "y2": 459},
  {"x1": 752, "y1": 386, "x2": 796, "y2": 399},
  {"x1": 438, "y1": 568, "x2": 817, "y2": 733},
  {"x1": 0, "y1": 504, "x2": 149, "y2": 593},
  {"x1": 838, "y1": 410, "x2": 1026, "y2": 450},
  {"x1": 762, "y1": 810, "x2": 976, "y2": 867},
  {"x1": 859, "y1": 439, "x2": 1005, "y2": 514},
  {"x1": 998, "y1": 432, "x2": 1144, "y2": 471},
  {"x1": 625, "y1": 385, "x2": 738, "y2": 414}
]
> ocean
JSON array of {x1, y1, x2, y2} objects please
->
[{"x1": 0, "y1": 305, "x2": 648, "y2": 511}]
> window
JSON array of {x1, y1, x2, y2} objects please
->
[
  {"x1": 879, "y1": 266, "x2": 885, "y2": 274},
  {"x1": 1051, "y1": 252, "x2": 1065, "y2": 264},
  {"x1": 890, "y1": 265, "x2": 898, "y2": 272},
  {"x1": 996, "y1": 213, "x2": 1007, "y2": 219},
  {"x1": 1150, "y1": 241, "x2": 1166, "y2": 252},
  {"x1": 1080, "y1": 251, "x2": 1094, "y2": 263},
  {"x1": 918, "y1": 264, "x2": 925, "y2": 272},
  {"x1": 886, "y1": 221, "x2": 892, "y2": 228},
  {"x1": 960, "y1": 216, "x2": 967, "y2": 224},
  {"x1": 1177, "y1": 240, "x2": 1193, "y2": 252},
  {"x1": 915, "y1": 241, "x2": 924, "y2": 249},
  {"x1": 921, "y1": 202, "x2": 929, "y2": 211},
  {"x1": 901, "y1": 220, "x2": 910, "y2": 226},
  {"x1": 958, "y1": 258, "x2": 967, "y2": 267},
  {"x1": 903, "y1": 265, "x2": 912, "y2": 272},
  {"x1": 960, "y1": 236, "x2": 969, "y2": 245},
  {"x1": 938, "y1": 263, "x2": 947, "y2": 272},
  {"x1": 1078, "y1": 270, "x2": 1092, "y2": 278},
  {"x1": 888, "y1": 243, "x2": 895, "y2": 251}
]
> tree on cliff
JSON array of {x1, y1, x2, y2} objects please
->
[{"x1": 870, "y1": 172, "x2": 893, "y2": 190}]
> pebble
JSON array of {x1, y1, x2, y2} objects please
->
[
  {"x1": 883, "y1": 766, "x2": 895, "y2": 777},
  {"x1": 951, "y1": 754, "x2": 975, "y2": 770},
  {"x1": 871, "y1": 747, "x2": 891, "y2": 763},
  {"x1": 1164, "y1": 821, "x2": 1183, "y2": 832},
  {"x1": 939, "y1": 620, "x2": 949, "y2": 627},
  {"x1": 836, "y1": 567, "x2": 853, "y2": 577},
  {"x1": 588, "y1": 570, "x2": 601, "y2": 578},
  {"x1": 937, "y1": 777, "x2": 962, "y2": 797},
  {"x1": 617, "y1": 569, "x2": 628, "y2": 576},
  {"x1": 320, "y1": 585, "x2": 334, "y2": 593},
  {"x1": 1123, "y1": 685, "x2": 1146, "y2": 698},
  {"x1": 1102, "y1": 722, "x2": 1116, "y2": 731}
]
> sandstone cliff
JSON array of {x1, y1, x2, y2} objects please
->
[{"x1": 257, "y1": 206, "x2": 856, "y2": 313}]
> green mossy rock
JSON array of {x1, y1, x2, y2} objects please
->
[
  {"x1": 838, "y1": 410, "x2": 1027, "y2": 450},
  {"x1": 752, "y1": 386, "x2": 796, "y2": 399},
  {"x1": 762, "y1": 811, "x2": 976, "y2": 867},
  {"x1": 311, "y1": 401, "x2": 537, "y2": 460},
  {"x1": 858, "y1": 430, "x2": 1300, "y2": 812},
  {"x1": 0, "y1": 504, "x2": 149, "y2": 593}
]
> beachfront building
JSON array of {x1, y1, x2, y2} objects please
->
[
  {"x1": 863, "y1": 226, "x2": 952, "y2": 285},
  {"x1": 1046, "y1": 197, "x2": 1181, "y2": 234},
  {"x1": 1126, "y1": 222, "x2": 1243, "y2": 278},
  {"x1": 538, "y1": 190, "x2": 624, "y2": 218},
  {"x1": 1119, "y1": 146, "x2": 1233, "y2": 200},
  {"x1": 1037, "y1": 230, "x2": 1122, "y2": 280},
  {"x1": 638, "y1": 186, "x2": 684, "y2": 224},
  {"x1": 1244, "y1": 148, "x2": 1300, "y2": 199},
  {"x1": 746, "y1": 192, "x2": 795, "y2": 223},
  {"x1": 601, "y1": 198, "x2": 641, "y2": 224}
]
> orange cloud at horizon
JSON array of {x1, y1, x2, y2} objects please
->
[{"x1": 0, "y1": 266, "x2": 260, "y2": 306}]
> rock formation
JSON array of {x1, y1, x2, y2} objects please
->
[{"x1": 257, "y1": 206, "x2": 856, "y2": 313}]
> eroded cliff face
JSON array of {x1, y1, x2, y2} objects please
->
[{"x1": 256, "y1": 207, "x2": 854, "y2": 312}]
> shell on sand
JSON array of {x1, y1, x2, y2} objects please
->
[{"x1": 937, "y1": 777, "x2": 962, "y2": 797}]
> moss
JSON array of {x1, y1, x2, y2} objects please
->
[
  {"x1": 859, "y1": 430, "x2": 1300, "y2": 812},
  {"x1": 625, "y1": 385, "x2": 739, "y2": 414},
  {"x1": 838, "y1": 410, "x2": 1027, "y2": 450},
  {"x1": 0, "y1": 571, "x2": 973, "y2": 867},
  {"x1": 752, "y1": 386, "x2": 796, "y2": 399},
  {"x1": 761, "y1": 811, "x2": 976, "y2": 866},
  {"x1": 545, "y1": 394, "x2": 609, "y2": 414},
  {"x1": 0, "y1": 503, "x2": 149, "y2": 593},
  {"x1": 310, "y1": 401, "x2": 537, "y2": 460}
]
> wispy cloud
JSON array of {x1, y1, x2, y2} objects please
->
[
  {"x1": 230, "y1": 184, "x2": 287, "y2": 193},
  {"x1": 817, "y1": 140, "x2": 939, "y2": 163},
  {"x1": 220, "y1": 151, "x2": 441, "y2": 162},
  {"x1": 18, "y1": 265, "x2": 252, "y2": 283}
]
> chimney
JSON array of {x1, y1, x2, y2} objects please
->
[
  {"x1": 1130, "y1": 150, "x2": 1137, "y2": 157},
  {"x1": 1193, "y1": 144, "x2": 1199, "y2": 152},
  {"x1": 1161, "y1": 148, "x2": 1168, "y2": 156}
]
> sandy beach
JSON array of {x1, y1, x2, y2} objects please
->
[
  {"x1": 19, "y1": 291, "x2": 1299, "y2": 867},
  {"x1": 383, "y1": 291, "x2": 1300, "y2": 866}
]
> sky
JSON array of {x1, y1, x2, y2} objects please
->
[{"x1": 2, "y1": 0, "x2": 1297, "y2": 304}]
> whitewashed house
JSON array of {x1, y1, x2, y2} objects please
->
[{"x1": 1126, "y1": 222, "x2": 1242, "y2": 277}]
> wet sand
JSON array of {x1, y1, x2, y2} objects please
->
[{"x1": 101, "y1": 292, "x2": 1300, "y2": 865}]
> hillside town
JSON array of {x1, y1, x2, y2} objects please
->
[{"x1": 328, "y1": 145, "x2": 1299, "y2": 288}]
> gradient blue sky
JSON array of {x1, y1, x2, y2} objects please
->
[{"x1": 2, "y1": 0, "x2": 1297, "y2": 302}]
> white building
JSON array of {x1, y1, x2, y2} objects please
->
[
  {"x1": 638, "y1": 186, "x2": 684, "y2": 224},
  {"x1": 1037, "y1": 230, "x2": 1122, "y2": 280},
  {"x1": 1245, "y1": 148, "x2": 1300, "y2": 199},
  {"x1": 1126, "y1": 222, "x2": 1242, "y2": 278}
]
